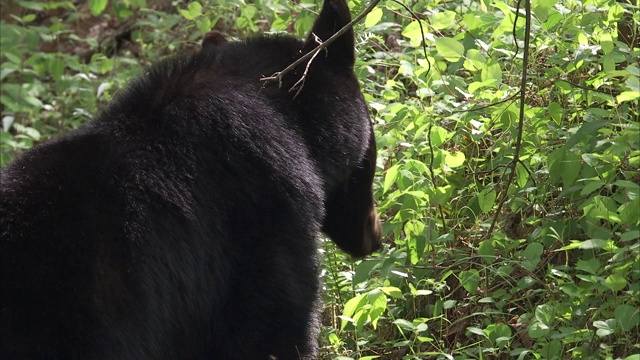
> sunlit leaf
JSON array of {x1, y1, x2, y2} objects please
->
[
  {"x1": 604, "y1": 274, "x2": 627, "y2": 292},
  {"x1": 88, "y1": 0, "x2": 107, "y2": 15},
  {"x1": 365, "y1": 7, "x2": 383, "y2": 28},
  {"x1": 435, "y1": 37, "x2": 464, "y2": 62},
  {"x1": 383, "y1": 164, "x2": 399, "y2": 193},
  {"x1": 401, "y1": 20, "x2": 428, "y2": 42},
  {"x1": 444, "y1": 150, "x2": 465, "y2": 168}
]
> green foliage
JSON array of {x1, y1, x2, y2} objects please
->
[
  {"x1": 1, "y1": 0, "x2": 638, "y2": 358},
  {"x1": 321, "y1": 0, "x2": 639, "y2": 358}
]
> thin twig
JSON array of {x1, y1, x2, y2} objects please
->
[
  {"x1": 261, "y1": 0, "x2": 382, "y2": 89},
  {"x1": 290, "y1": 34, "x2": 324, "y2": 98},
  {"x1": 558, "y1": 79, "x2": 622, "y2": 95},
  {"x1": 448, "y1": 93, "x2": 520, "y2": 114},
  {"x1": 486, "y1": 0, "x2": 531, "y2": 237},
  {"x1": 512, "y1": 0, "x2": 523, "y2": 59}
]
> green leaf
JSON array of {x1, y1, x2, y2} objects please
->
[
  {"x1": 578, "y1": 239, "x2": 609, "y2": 249},
  {"x1": 617, "y1": 91, "x2": 640, "y2": 103},
  {"x1": 463, "y1": 49, "x2": 486, "y2": 72},
  {"x1": 528, "y1": 321, "x2": 551, "y2": 338},
  {"x1": 467, "y1": 326, "x2": 486, "y2": 337},
  {"x1": 405, "y1": 219, "x2": 426, "y2": 264},
  {"x1": 566, "y1": 119, "x2": 609, "y2": 148},
  {"x1": 383, "y1": 164, "x2": 399, "y2": 193},
  {"x1": 294, "y1": 13, "x2": 315, "y2": 37},
  {"x1": 88, "y1": 0, "x2": 107, "y2": 16},
  {"x1": 477, "y1": 188, "x2": 496, "y2": 213},
  {"x1": 429, "y1": 126, "x2": 452, "y2": 147},
  {"x1": 580, "y1": 179, "x2": 604, "y2": 196},
  {"x1": 461, "y1": 13, "x2": 483, "y2": 30},
  {"x1": 184, "y1": 9, "x2": 202, "y2": 21},
  {"x1": 614, "y1": 304, "x2": 640, "y2": 331},
  {"x1": 4, "y1": 52, "x2": 22, "y2": 65},
  {"x1": 443, "y1": 299, "x2": 456, "y2": 309},
  {"x1": 435, "y1": 37, "x2": 465, "y2": 62},
  {"x1": 613, "y1": 180, "x2": 640, "y2": 191},
  {"x1": 380, "y1": 286, "x2": 403, "y2": 299},
  {"x1": 401, "y1": 20, "x2": 427, "y2": 42},
  {"x1": 48, "y1": 56, "x2": 65, "y2": 81},
  {"x1": 478, "y1": 240, "x2": 495, "y2": 263},
  {"x1": 521, "y1": 242, "x2": 543, "y2": 271},
  {"x1": 431, "y1": 10, "x2": 456, "y2": 30},
  {"x1": 604, "y1": 274, "x2": 627, "y2": 292},
  {"x1": 366, "y1": 289, "x2": 387, "y2": 329},
  {"x1": 481, "y1": 61, "x2": 502, "y2": 86},
  {"x1": 340, "y1": 294, "x2": 366, "y2": 330},
  {"x1": 625, "y1": 76, "x2": 640, "y2": 92},
  {"x1": 599, "y1": 31, "x2": 613, "y2": 54},
  {"x1": 15, "y1": 1, "x2": 44, "y2": 11},
  {"x1": 561, "y1": 150, "x2": 581, "y2": 187},
  {"x1": 620, "y1": 230, "x2": 640, "y2": 242},
  {"x1": 486, "y1": 323, "x2": 512, "y2": 347},
  {"x1": 444, "y1": 150, "x2": 465, "y2": 168},
  {"x1": 515, "y1": 161, "x2": 529, "y2": 188},
  {"x1": 410, "y1": 286, "x2": 433, "y2": 296},
  {"x1": 576, "y1": 257, "x2": 600, "y2": 274},
  {"x1": 561, "y1": 283, "x2": 583, "y2": 297},
  {"x1": 353, "y1": 260, "x2": 382, "y2": 286},
  {"x1": 459, "y1": 269, "x2": 480, "y2": 294},
  {"x1": 21, "y1": 127, "x2": 40, "y2": 141},
  {"x1": 547, "y1": 148, "x2": 563, "y2": 184},
  {"x1": 620, "y1": 199, "x2": 640, "y2": 226},
  {"x1": 430, "y1": 185, "x2": 453, "y2": 206},
  {"x1": 196, "y1": 18, "x2": 212, "y2": 34},
  {"x1": 607, "y1": 3, "x2": 625, "y2": 21},
  {"x1": 364, "y1": 7, "x2": 383, "y2": 28},
  {"x1": 593, "y1": 319, "x2": 617, "y2": 337},
  {"x1": 188, "y1": 2, "x2": 202, "y2": 17},
  {"x1": 523, "y1": 243, "x2": 543, "y2": 261},
  {"x1": 548, "y1": 102, "x2": 563, "y2": 125},
  {"x1": 180, "y1": 2, "x2": 202, "y2": 20},
  {"x1": 468, "y1": 79, "x2": 496, "y2": 93},
  {"x1": 539, "y1": 340, "x2": 563, "y2": 359},
  {"x1": 394, "y1": 319, "x2": 416, "y2": 332},
  {"x1": 535, "y1": 304, "x2": 554, "y2": 325}
]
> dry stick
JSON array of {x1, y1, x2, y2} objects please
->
[
  {"x1": 486, "y1": 0, "x2": 531, "y2": 237},
  {"x1": 261, "y1": 0, "x2": 382, "y2": 89},
  {"x1": 290, "y1": 34, "x2": 324, "y2": 98}
]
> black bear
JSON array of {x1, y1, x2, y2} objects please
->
[{"x1": 0, "y1": 0, "x2": 380, "y2": 358}]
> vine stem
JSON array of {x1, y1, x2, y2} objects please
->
[{"x1": 486, "y1": 0, "x2": 531, "y2": 237}]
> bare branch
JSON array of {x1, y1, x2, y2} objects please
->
[
  {"x1": 290, "y1": 34, "x2": 324, "y2": 98},
  {"x1": 260, "y1": 0, "x2": 382, "y2": 90}
]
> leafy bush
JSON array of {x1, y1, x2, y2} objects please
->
[{"x1": 1, "y1": 0, "x2": 638, "y2": 358}]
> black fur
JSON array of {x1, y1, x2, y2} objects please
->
[{"x1": 0, "y1": 0, "x2": 380, "y2": 358}]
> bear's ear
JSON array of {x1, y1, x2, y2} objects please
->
[
  {"x1": 302, "y1": 0, "x2": 355, "y2": 68},
  {"x1": 202, "y1": 31, "x2": 227, "y2": 49}
]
